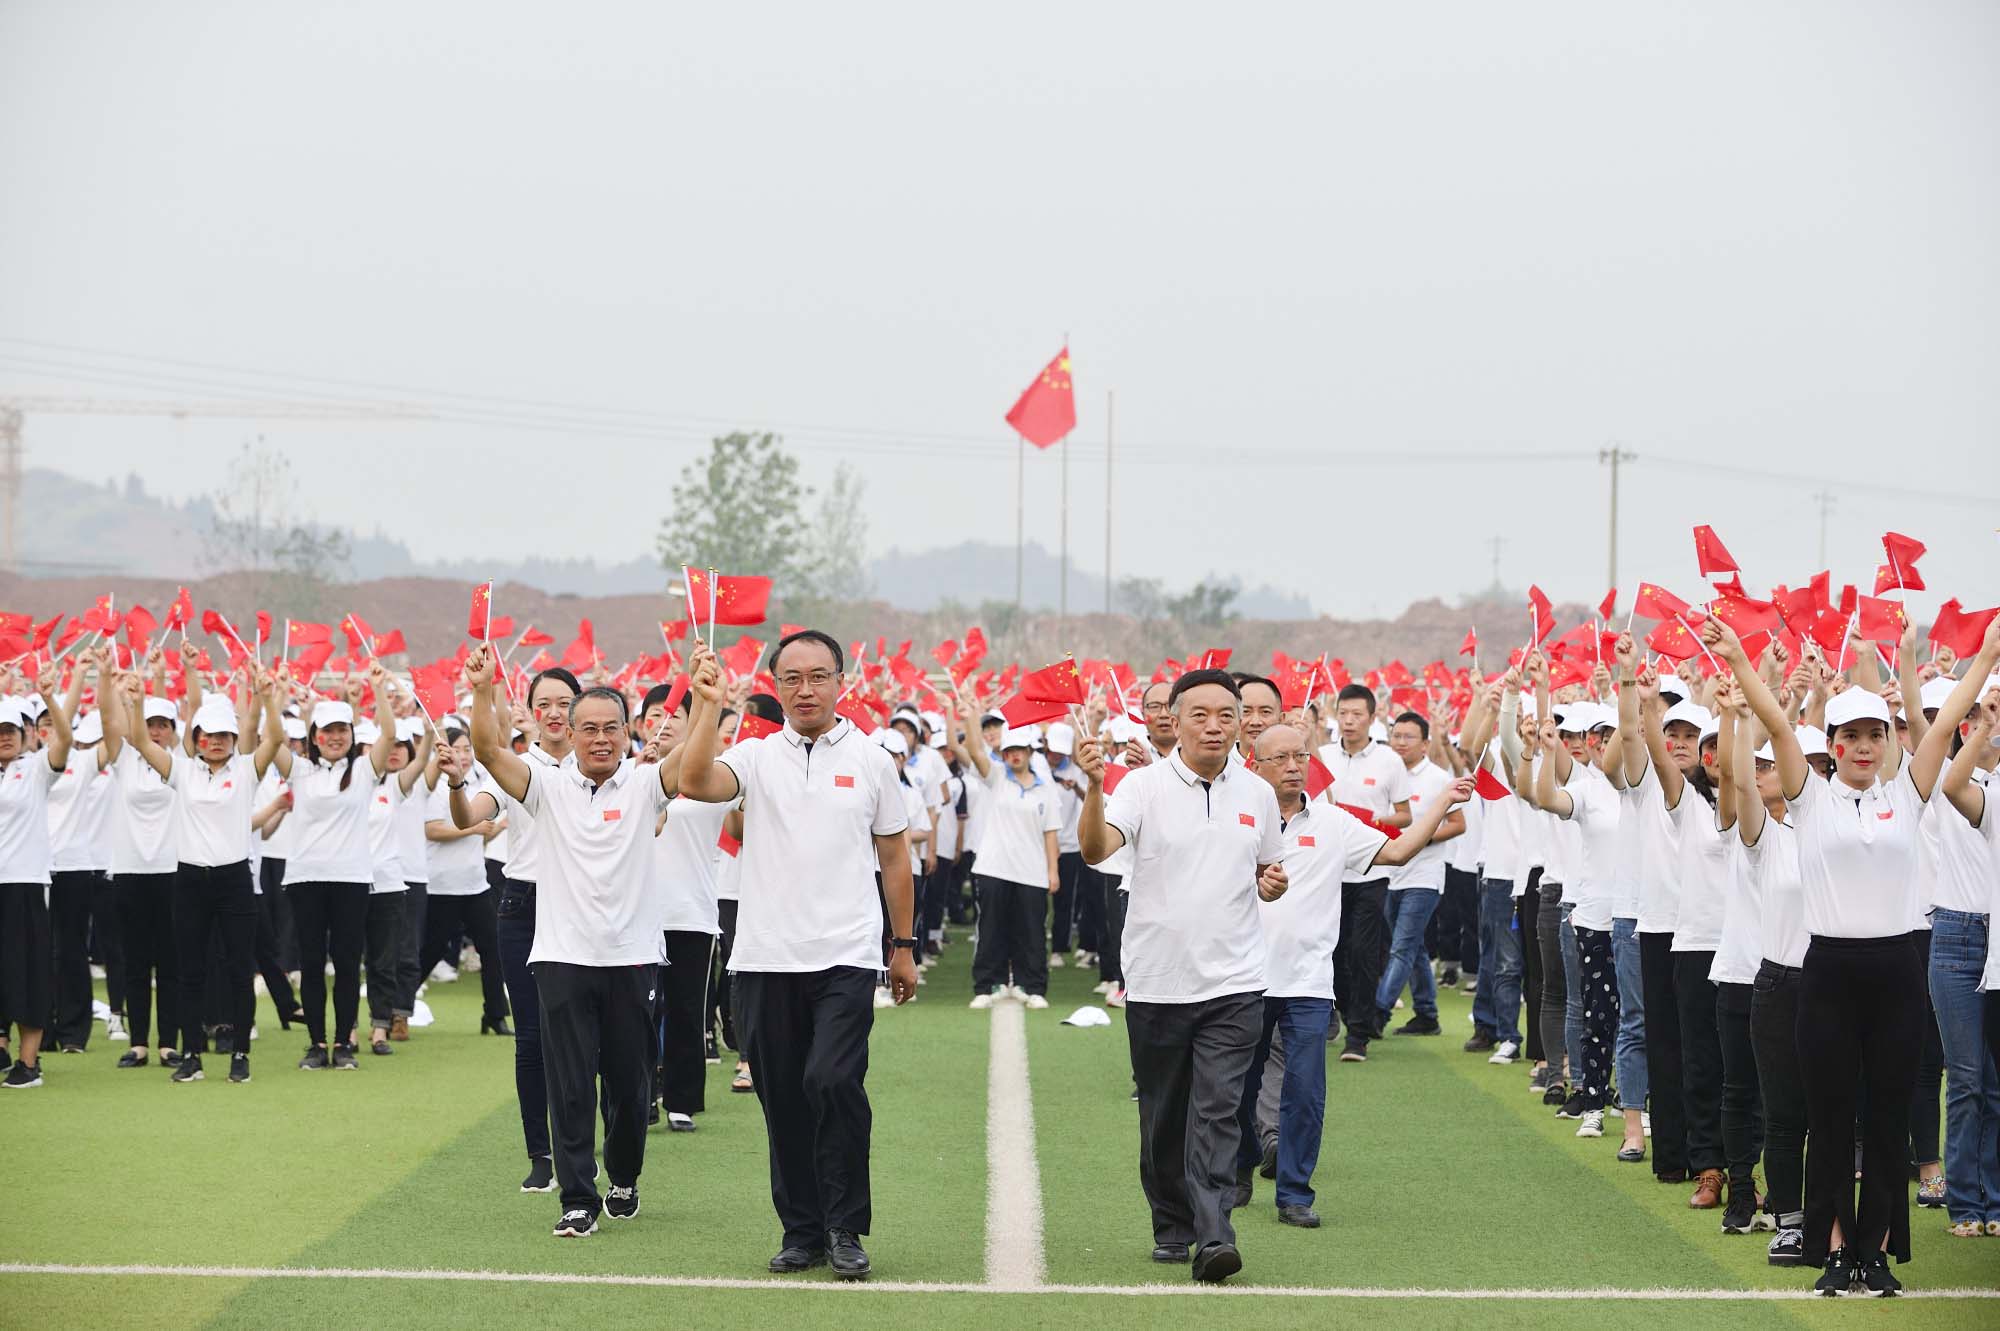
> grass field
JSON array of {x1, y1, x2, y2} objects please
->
[{"x1": 3, "y1": 935, "x2": 1996, "y2": 1329}]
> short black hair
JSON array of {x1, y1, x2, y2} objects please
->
[
  {"x1": 639, "y1": 681, "x2": 690, "y2": 720},
  {"x1": 1336, "y1": 683, "x2": 1376, "y2": 714},
  {"x1": 1168, "y1": 669, "x2": 1241, "y2": 711},
  {"x1": 528, "y1": 666, "x2": 581, "y2": 704},
  {"x1": 1233, "y1": 673, "x2": 1282, "y2": 706},
  {"x1": 767, "y1": 628, "x2": 844, "y2": 676},
  {"x1": 744, "y1": 692, "x2": 784, "y2": 726},
  {"x1": 568, "y1": 686, "x2": 630, "y2": 726},
  {"x1": 1393, "y1": 710, "x2": 1429, "y2": 741}
]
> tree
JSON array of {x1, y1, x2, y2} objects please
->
[
  {"x1": 1164, "y1": 581, "x2": 1239, "y2": 629},
  {"x1": 199, "y1": 438, "x2": 351, "y2": 619},
  {"x1": 656, "y1": 432, "x2": 810, "y2": 590},
  {"x1": 798, "y1": 462, "x2": 872, "y2": 603}
]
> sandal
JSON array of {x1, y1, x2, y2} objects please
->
[
  {"x1": 1948, "y1": 1220, "x2": 1982, "y2": 1238},
  {"x1": 730, "y1": 1065, "x2": 753, "y2": 1093}
]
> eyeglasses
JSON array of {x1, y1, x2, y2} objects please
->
[
  {"x1": 1261, "y1": 750, "x2": 1308, "y2": 767},
  {"x1": 776, "y1": 671, "x2": 839, "y2": 691},
  {"x1": 573, "y1": 721, "x2": 627, "y2": 739},
  {"x1": 1142, "y1": 702, "x2": 1170, "y2": 714}
]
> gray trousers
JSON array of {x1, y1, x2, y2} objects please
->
[
  {"x1": 1254, "y1": 1028, "x2": 1285, "y2": 1150},
  {"x1": 1125, "y1": 991, "x2": 1262, "y2": 1251}
]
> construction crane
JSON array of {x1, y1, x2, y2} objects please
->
[{"x1": 0, "y1": 396, "x2": 430, "y2": 573}]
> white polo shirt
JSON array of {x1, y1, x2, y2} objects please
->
[
  {"x1": 1925, "y1": 774, "x2": 1993, "y2": 915},
  {"x1": 490, "y1": 744, "x2": 563, "y2": 884},
  {"x1": 520, "y1": 755, "x2": 672, "y2": 966},
  {"x1": 1973, "y1": 797, "x2": 2000, "y2": 991},
  {"x1": 367, "y1": 774, "x2": 408, "y2": 893},
  {"x1": 1051, "y1": 760, "x2": 1084, "y2": 854},
  {"x1": 1478, "y1": 757, "x2": 1523, "y2": 892},
  {"x1": 427, "y1": 767, "x2": 494, "y2": 896},
  {"x1": 0, "y1": 754, "x2": 57, "y2": 884},
  {"x1": 655, "y1": 793, "x2": 738, "y2": 936},
  {"x1": 48, "y1": 750, "x2": 114, "y2": 873},
  {"x1": 1709, "y1": 844, "x2": 1762, "y2": 985},
  {"x1": 394, "y1": 769, "x2": 431, "y2": 885},
  {"x1": 1670, "y1": 790, "x2": 1729, "y2": 952},
  {"x1": 1387, "y1": 759, "x2": 1455, "y2": 891},
  {"x1": 1557, "y1": 762, "x2": 1621, "y2": 932},
  {"x1": 1101, "y1": 750, "x2": 1282, "y2": 1004},
  {"x1": 1634, "y1": 778, "x2": 1684, "y2": 934},
  {"x1": 1743, "y1": 818, "x2": 1807, "y2": 969},
  {"x1": 1261, "y1": 798, "x2": 1388, "y2": 998},
  {"x1": 257, "y1": 767, "x2": 295, "y2": 859},
  {"x1": 719, "y1": 718, "x2": 909, "y2": 974},
  {"x1": 170, "y1": 753, "x2": 260, "y2": 869},
  {"x1": 974, "y1": 763, "x2": 1062, "y2": 889},
  {"x1": 1785, "y1": 767, "x2": 1925, "y2": 941},
  {"x1": 1610, "y1": 763, "x2": 1651, "y2": 920},
  {"x1": 1316, "y1": 742, "x2": 1409, "y2": 884},
  {"x1": 110, "y1": 746, "x2": 179, "y2": 876},
  {"x1": 282, "y1": 756, "x2": 377, "y2": 886}
]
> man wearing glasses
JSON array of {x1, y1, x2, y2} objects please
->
[{"x1": 676, "y1": 630, "x2": 917, "y2": 1282}]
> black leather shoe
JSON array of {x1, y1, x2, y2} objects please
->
[
  {"x1": 1150, "y1": 1242, "x2": 1190, "y2": 1263},
  {"x1": 481, "y1": 1016, "x2": 514, "y2": 1036},
  {"x1": 1191, "y1": 1242, "x2": 1242, "y2": 1283},
  {"x1": 1257, "y1": 1138, "x2": 1278, "y2": 1180},
  {"x1": 768, "y1": 1245, "x2": 827, "y2": 1274},
  {"x1": 1231, "y1": 1169, "x2": 1253, "y2": 1210},
  {"x1": 826, "y1": 1229, "x2": 870, "y2": 1280},
  {"x1": 1278, "y1": 1204, "x2": 1321, "y2": 1228}
]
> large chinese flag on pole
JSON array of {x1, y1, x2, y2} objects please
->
[{"x1": 1004, "y1": 346, "x2": 1076, "y2": 448}]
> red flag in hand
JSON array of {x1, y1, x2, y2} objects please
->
[
  {"x1": 1004, "y1": 345, "x2": 1076, "y2": 449},
  {"x1": 488, "y1": 615, "x2": 515, "y2": 640},
  {"x1": 519, "y1": 626, "x2": 554, "y2": 648},
  {"x1": 1527, "y1": 585, "x2": 1555, "y2": 643},
  {"x1": 1693, "y1": 525, "x2": 1739, "y2": 576},
  {"x1": 1305, "y1": 754, "x2": 1336, "y2": 800},
  {"x1": 735, "y1": 712, "x2": 781, "y2": 744},
  {"x1": 165, "y1": 587, "x2": 194, "y2": 632},
  {"x1": 372, "y1": 629, "x2": 407, "y2": 656},
  {"x1": 1101, "y1": 762, "x2": 1130, "y2": 796},
  {"x1": 1019, "y1": 659, "x2": 1086, "y2": 705},
  {"x1": 1856, "y1": 595, "x2": 1908, "y2": 643},
  {"x1": 1474, "y1": 766, "x2": 1511, "y2": 801},
  {"x1": 409, "y1": 664, "x2": 455, "y2": 720},
  {"x1": 1874, "y1": 563, "x2": 1924, "y2": 595},
  {"x1": 1336, "y1": 802, "x2": 1401, "y2": 840},
  {"x1": 286, "y1": 619, "x2": 332, "y2": 645},
  {"x1": 1000, "y1": 693, "x2": 1069, "y2": 727},
  {"x1": 559, "y1": 620, "x2": 597, "y2": 672},
  {"x1": 1458, "y1": 628, "x2": 1478, "y2": 659},
  {"x1": 123, "y1": 605, "x2": 158, "y2": 656},
  {"x1": 1929, "y1": 599, "x2": 1999, "y2": 660},
  {"x1": 468, "y1": 581, "x2": 493, "y2": 640},
  {"x1": 1634, "y1": 582, "x2": 1692, "y2": 622},
  {"x1": 1882, "y1": 531, "x2": 1927, "y2": 579},
  {"x1": 1646, "y1": 619, "x2": 1701, "y2": 662},
  {"x1": 684, "y1": 570, "x2": 772, "y2": 626},
  {"x1": 1597, "y1": 588, "x2": 1617, "y2": 622}
]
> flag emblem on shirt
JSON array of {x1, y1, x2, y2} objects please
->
[
  {"x1": 1239, "y1": 813, "x2": 1256, "y2": 827},
  {"x1": 603, "y1": 809, "x2": 622, "y2": 822},
  {"x1": 1362, "y1": 777, "x2": 1376, "y2": 786},
  {"x1": 1877, "y1": 811, "x2": 1893, "y2": 821},
  {"x1": 221, "y1": 781, "x2": 232, "y2": 790},
  {"x1": 377, "y1": 794, "x2": 389, "y2": 804},
  {"x1": 834, "y1": 774, "x2": 855, "y2": 789},
  {"x1": 1298, "y1": 835, "x2": 1317, "y2": 847}
]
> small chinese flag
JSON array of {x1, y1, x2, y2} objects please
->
[
  {"x1": 735, "y1": 713, "x2": 781, "y2": 744},
  {"x1": 1929, "y1": 599, "x2": 1999, "y2": 659},
  {"x1": 1646, "y1": 619, "x2": 1700, "y2": 662},
  {"x1": 1004, "y1": 345, "x2": 1076, "y2": 449},
  {"x1": 488, "y1": 615, "x2": 516, "y2": 640},
  {"x1": 1855, "y1": 595, "x2": 1908, "y2": 643},
  {"x1": 1336, "y1": 802, "x2": 1401, "y2": 839},
  {"x1": 372, "y1": 629, "x2": 407, "y2": 656},
  {"x1": 1474, "y1": 767, "x2": 1512, "y2": 801},
  {"x1": 518, "y1": 626, "x2": 554, "y2": 648},
  {"x1": 1019, "y1": 659, "x2": 1086, "y2": 705},
  {"x1": 1238, "y1": 813, "x2": 1256, "y2": 827},
  {"x1": 1693, "y1": 525, "x2": 1739, "y2": 576},
  {"x1": 833, "y1": 774, "x2": 855, "y2": 789},
  {"x1": 1101, "y1": 762, "x2": 1130, "y2": 795},
  {"x1": 1597, "y1": 588, "x2": 1617, "y2": 622},
  {"x1": 1305, "y1": 754, "x2": 1336, "y2": 800},
  {"x1": 1527, "y1": 585, "x2": 1555, "y2": 643},
  {"x1": 1634, "y1": 582, "x2": 1692, "y2": 622},
  {"x1": 717, "y1": 828, "x2": 741, "y2": 858},
  {"x1": 685, "y1": 570, "x2": 772, "y2": 626},
  {"x1": 468, "y1": 581, "x2": 493, "y2": 640},
  {"x1": 165, "y1": 587, "x2": 194, "y2": 631},
  {"x1": 287, "y1": 619, "x2": 332, "y2": 645}
]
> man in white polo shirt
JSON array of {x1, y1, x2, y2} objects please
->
[
  {"x1": 1374, "y1": 710, "x2": 1465, "y2": 1038},
  {"x1": 1078, "y1": 669, "x2": 1288, "y2": 1285},
  {"x1": 1318, "y1": 683, "x2": 1411, "y2": 1062},
  {"x1": 676, "y1": 632, "x2": 917, "y2": 1282},
  {"x1": 464, "y1": 644, "x2": 686, "y2": 1241}
]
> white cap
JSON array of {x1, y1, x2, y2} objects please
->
[
  {"x1": 981, "y1": 710, "x2": 1006, "y2": 728},
  {"x1": 1045, "y1": 722, "x2": 1075, "y2": 756},
  {"x1": 394, "y1": 716, "x2": 427, "y2": 743},
  {"x1": 1795, "y1": 724, "x2": 1830, "y2": 758},
  {"x1": 0, "y1": 698, "x2": 28, "y2": 730},
  {"x1": 1661, "y1": 700, "x2": 1713, "y2": 735},
  {"x1": 1826, "y1": 689, "x2": 1892, "y2": 731},
  {"x1": 1106, "y1": 715, "x2": 1145, "y2": 744},
  {"x1": 353, "y1": 719, "x2": 382, "y2": 745},
  {"x1": 281, "y1": 716, "x2": 308, "y2": 740},
  {"x1": 876, "y1": 728, "x2": 910, "y2": 756},
  {"x1": 999, "y1": 726, "x2": 1039, "y2": 751},
  {"x1": 1918, "y1": 676, "x2": 1956, "y2": 713},
  {"x1": 1657, "y1": 674, "x2": 1690, "y2": 703},
  {"x1": 193, "y1": 699, "x2": 241, "y2": 736},
  {"x1": 142, "y1": 697, "x2": 179, "y2": 725},
  {"x1": 20, "y1": 694, "x2": 46, "y2": 719},
  {"x1": 927, "y1": 728, "x2": 947, "y2": 749},
  {"x1": 310, "y1": 700, "x2": 355, "y2": 730},
  {"x1": 1553, "y1": 703, "x2": 1597, "y2": 734},
  {"x1": 1698, "y1": 718, "x2": 1720, "y2": 747},
  {"x1": 920, "y1": 710, "x2": 946, "y2": 733},
  {"x1": 73, "y1": 712, "x2": 104, "y2": 745},
  {"x1": 1754, "y1": 741, "x2": 1775, "y2": 762}
]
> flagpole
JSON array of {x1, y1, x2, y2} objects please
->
[
  {"x1": 1104, "y1": 388, "x2": 1114, "y2": 617},
  {"x1": 1060, "y1": 428, "x2": 1069, "y2": 624},
  {"x1": 1014, "y1": 434, "x2": 1024, "y2": 615}
]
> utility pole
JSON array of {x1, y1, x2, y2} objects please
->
[
  {"x1": 1103, "y1": 389, "x2": 1114, "y2": 616},
  {"x1": 0, "y1": 406, "x2": 21, "y2": 575},
  {"x1": 1813, "y1": 490, "x2": 1835, "y2": 567},
  {"x1": 1599, "y1": 445, "x2": 1637, "y2": 592},
  {"x1": 1486, "y1": 535, "x2": 1506, "y2": 595},
  {"x1": 1014, "y1": 436, "x2": 1024, "y2": 613}
]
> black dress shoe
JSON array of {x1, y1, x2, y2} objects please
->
[
  {"x1": 1257, "y1": 1138, "x2": 1278, "y2": 1180},
  {"x1": 116, "y1": 1049, "x2": 148, "y2": 1068},
  {"x1": 1191, "y1": 1242, "x2": 1242, "y2": 1283},
  {"x1": 826, "y1": 1228, "x2": 870, "y2": 1280},
  {"x1": 1231, "y1": 1169, "x2": 1253, "y2": 1210},
  {"x1": 1150, "y1": 1242, "x2": 1190, "y2": 1263},
  {"x1": 768, "y1": 1245, "x2": 827, "y2": 1274},
  {"x1": 481, "y1": 1016, "x2": 514, "y2": 1036},
  {"x1": 1278, "y1": 1204, "x2": 1321, "y2": 1228}
]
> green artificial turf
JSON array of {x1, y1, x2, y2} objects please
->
[{"x1": 3, "y1": 928, "x2": 1996, "y2": 1330}]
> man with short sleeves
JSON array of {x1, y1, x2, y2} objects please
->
[
  {"x1": 1078, "y1": 669, "x2": 1288, "y2": 1284},
  {"x1": 1319, "y1": 683, "x2": 1412, "y2": 1062},
  {"x1": 1374, "y1": 711, "x2": 1465, "y2": 1038},
  {"x1": 676, "y1": 632, "x2": 918, "y2": 1282}
]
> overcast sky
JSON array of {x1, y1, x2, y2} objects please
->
[{"x1": 2, "y1": 2, "x2": 1995, "y2": 621}]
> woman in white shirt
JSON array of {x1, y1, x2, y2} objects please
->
[
  {"x1": 1717, "y1": 613, "x2": 2000, "y2": 1294},
  {"x1": 948, "y1": 693, "x2": 1061, "y2": 1009},
  {"x1": 421, "y1": 726, "x2": 510, "y2": 1034},
  {"x1": 1707, "y1": 683, "x2": 1772, "y2": 1236},
  {"x1": 101, "y1": 676, "x2": 185, "y2": 1070},
  {"x1": 272, "y1": 670, "x2": 400, "y2": 1071},
  {"x1": 0, "y1": 666, "x2": 72, "y2": 1088},
  {"x1": 45, "y1": 656, "x2": 115, "y2": 1054},
  {"x1": 361, "y1": 717, "x2": 435, "y2": 1056}
]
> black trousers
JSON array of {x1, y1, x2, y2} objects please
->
[
  {"x1": 1125, "y1": 991, "x2": 1262, "y2": 1252},
  {"x1": 1535, "y1": 881, "x2": 1567, "y2": 1076},
  {"x1": 174, "y1": 862, "x2": 256, "y2": 1055},
  {"x1": 400, "y1": 882, "x2": 427, "y2": 1008},
  {"x1": 363, "y1": 891, "x2": 408, "y2": 1029},
  {"x1": 735, "y1": 965, "x2": 876, "y2": 1247},
  {"x1": 918, "y1": 858, "x2": 950, "y2": 942},
  {"x1": 1797, "y1": 934, "x2": 1922, "y2": 1264},
  {"x1": 947, "y1": 850, "x2": 977, "y2": 924},
  {"x1": 1334, "y1": 879, "x2": 1388, "y2": 1050},
  {"x1": 1099, "y1": 874, "x2": 1127, "y2": 984},
  {"x1": 533, "y1": 960, "x2": 655, "y2": 1213},
  {"x1": 1438, "y1": 865, "x2": 1479, "y2": 971},
  {"x1": 496, "y1": 880, "x2": 550, "y2": 1161},
  {"x1": 1908, "y1": 929, "x2": 1944, "y2": 1168},
  {"x1": 418, "y1": 889, "x2": 509, "y2": 1023},
  {"x1": 1674, "y1": 949, "x2": 1725, "y2": 1173},
  {"x1": 0, "y1": 881, "x2": 54, "y2": 1038},
  {"x1": 972, "y1": 874, "x2": 1049, "y2": 996},
  {"x1": 252, "y1": 873, "x2": 300, "y2": 1022},
  {"x1": 1750, "y1": 960, "x2": 1808, "y2": 1219},
  {"x1": 1640, "y1": 930, "x2": 1688, "y2": 1175},
  {"x1": 290, "y1": 880, "x2": 369, "y2": 1047},
  {"x1": 259, "y1": 858, "x2": 299, "y2": 972},
  {"x1": 1072, "y1": 855, "x2": 1106, "y2": 954},
  {"x1": 49, "y1": 869, "x2": 110, "y2": 1048},
  {"x1": 1051, "y1": 850, "x2": 1084, "y2": 954},
  {"x1": 1517, "y1": 874, "x2": 1544, "y2": 1064},
  {"x1": 659, "y1": 929, "x2": 716, "y2": 1115},
  {"x1": 1715, "y1": 979, "x2": 1765, "y2": 1188},
  {"x1": 715, "y1": 899, "x2": 740, "y2": 1051},
  {"x1": 115, "y1": 873, "x2": 180, "y2": 1050}
]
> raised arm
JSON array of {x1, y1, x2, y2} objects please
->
[
  {"x1": 465, "y1": 645, "x2": 530, "y2": 803},
  {"x1": 1713, "y1": 683, "x2": 1741, "y2": 833},
  {"x1": 1075, "y1": 733, "x2": 1126, "y2": 865},
  {"x1": 38, "y1": 663, "x2": 72, "y2": 772},
  {"x1": 1374, "y1": 775, "x2": 1475, "y2": 867},
  {"x1": 1704, "y1": 616, "x2": 1805, "y2": 801},
  {"x1": 1532, "y1": 722, "x2": 1575, "y2": 818},
  {"x1": 951, "y1": 690, "x2": 992, "y2": 781},
  {"x1": 396, "y1": 723, "x2": 435, "y2": 797},
  {"x1": 672, "y1": 644, "x2": 740, "y2": 804},
  {"x1": 1729, "y1": 685, "x2": 1766, "y2": 848},
  {"x1": 1894, "y1": 620, "x2": 1928, "y2": 754},
  {"x1": 251, "y1": 667, "x2": 285, "y2": 779},
  {"x1": 1911, "y1": 617, "x2": 2000, "y2": 800},
  {"x1": 1941, "y1": 692, "x2": 1996, "y2": 826},
  {"x1": 1613, "y1": 635, "x2": 1648, "y2": 787},
  {"x1": 361, "y1": 664, "x2": 399, "y2": 778}
]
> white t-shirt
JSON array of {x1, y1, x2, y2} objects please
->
[
  {"x1": 0, "y1": 754, "x2": 57, "y2": 884},
  {"x1": 1388, "y1": 759, "x2": 1455, "y2": 891},
  {"x1": 1610, "y1": 764, "x2": 1650, "y2": 920},
  {"x1": 1051, "y1": 760, "x2": 1084, "y2": 854},
  {"x1": 899, "y1": 780, "x2": 928, "y2": 874},
  {"x1": 1260, "y1": 799, "x2": 1387, "y2": 998},
  {"x1": 1785, "y1": 767, "x2": 1926, "y2": 941},
  {"x1": 520, "y1": 756, "x2": 673, "y2": 966},
  {"x1": 426, "y1": 769, "x2": 491, "y2": 896},
  {"x1": 256, "y1": 767, "x2": 295, "y2": 859},
  {"x1": 974, "y1": 764, "x2": 1062, "y2": 889},
  {"x1": 1709, "y1": 843, "x2": 1762, "y2": 985},
  {"x1": 1744, "y1": 818, "x2": 1807, "y2": 969},
  {"x1": 933, "y1": 771, "x2": 966, "y2": 860},
  {"x1": 1449, "y1": 787, "x2": 1483, "y2": 876},
  {"x1": 1974, "y1": 797, "x2": 2000, "y2": 991},
  {"x1": 719, "y1": 719, "x2": 909, "y2": 974},
  {"x1": 394, "y1": 769, "x2": 432, "y2": 885},
  {"x1": 1101, "y1": 750, "x2": 1282, "y2": 1004},
  {"x1": 654, "y1": 794, "x2": 737, "y2": 936},
  {"x1": 1670, "y1": 790, "x2": 1729, "y2": 952},
  {"x1": 1558, "y1": 761, "x2": 1622, "y2": 932},
  {"x1": 367, "y1": 775, "x2": 408, "y2": 893},
  {"x1": 281, "y1": 756, "x2": 377, "y2": 886},
  {"x1": 48, "y1": 749, "x2": 114, "y2": 873},
  {"x1": 1317, "y1": 742, "x2": 1409, "y2": 881},
  {"x1": 1925, "y1": 774, "x2": 1993, "y2": 915},
  {"x1": 170, "y1": 753, "x2": 260, "y2": 869},
  {"x1": 491, "y1": 744, "x2": 563, "y2": 884},
  {"x1": 715, "y1": 833, "x2": 741, "y2": 902},
  {"x1": 1634, "y1": 777, "x2": 1684, "y2": 934},
  {"x1": 1479, "y1": 758, "x2": 1523, "y2": 892},
  {"x1": 110, "y1": 746, "x2": 179, "y2": 876}
]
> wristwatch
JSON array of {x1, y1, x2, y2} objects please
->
[
  {"x1": 890, "y1": 937, "x2": 919, "y2": 951},
  {"x1": 448, "y1": 780, "x2": 467, "y2": 791}
]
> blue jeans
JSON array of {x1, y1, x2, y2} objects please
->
[
  {"x1": 1612, "y1": 918, "x2": 1648, "y2": 1111},
  {"x1": 1472, "y1": 877, "x2": 1523, "y2": 1045},
  {"x1": 1930, "y1": 908, "x2": 2000, "y2": 1223},
  {"x1": 1376, "y1": 888, "x2": 1441, "y2": 1024},
  {"x1": 1560, "y1": 903, "x2": 1584, "y2": 1085},
  {"x1": 1235, "y1": 996, "x2": 1334, "y2": 1208}
]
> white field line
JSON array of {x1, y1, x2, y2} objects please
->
[
  {"x1": 2, "y1": 1264, "x2": 1997, "y2": 1300},
  {"x1": 983, "y1": 998, "x2": 1046, "y2": 1290}
]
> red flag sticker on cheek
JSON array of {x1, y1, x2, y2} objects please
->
[{"x1": 1834, "y1": 744, "x2": 1845, "y2": 758}]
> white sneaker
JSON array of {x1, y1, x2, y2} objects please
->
[
  {"x1": 1642, "y1": 1111, "x2": 1652, "y2": 1138},
  {"x1": 1003, "y1": 984, "x2": 1025, "y2": 1001},
  {"x1": 430, "y1": 962, "x2": 459, "y2": 984},
  {"x1": 1104, "y1": 987, "x2": 1126, "y2": 1009},
  {"x1": 873, "y1": 986, "x2": 894, "y2": 1008},
  {"x1": 1487, "y1": 1040, "x2": 1520, "y2": 1065},
  {"x1": 969, "y1": 992, "x2": 997, "y2": 1010},
  {"x1": 459, "y1": 948, "x2": 482, "y2": 973},
  {"x1": 90, "y1": 964, "x2": 108, "y2": 981},
  {"x1": 1092, "y1": 980, "x2": 1113, "y2": 995},
  {"x1": 1576, "y1": 1110, "x2": 1605, "y2": 1139},
  {"x1": 1023, "y1": 994, "x2": 1050, "y2": 1010},
  {"x1": 106, "y1": 1014, "x2": 129, "y2": 1042},
  {"x1": 1049, "y1": 953, "x2": 1066, "y2": 969}
]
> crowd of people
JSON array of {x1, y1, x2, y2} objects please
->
[{"x1": 2, "y1": 588, "x2": 1998, "y2": 1297}]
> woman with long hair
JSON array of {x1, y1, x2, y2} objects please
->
[
  {"x1": 100, "y1": 663, "x2": 184, "y2": 1070},
  {"x1": 421, "y1": 726, "x2": 509, "y2": 1035}
]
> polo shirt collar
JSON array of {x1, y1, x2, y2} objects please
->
[
  {"x1": 567, "y1": 756, "x2": 635, "y2": 790},
  {"x1": 781, "y1": 718, "x2": 853, "y2": 748},
  {"x1": 1167, "y1": 749, "x2": 1231, "y2": 788}
]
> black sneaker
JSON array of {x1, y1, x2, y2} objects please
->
[
  {"x1": 605, "y1": 1184, "x2": 640, "y2": 1220},
  {"x1": 705, "y1": 1033, "x2": 721, "y2": 1065},
  {"x1": 171, "y1": 1053, "x2": 205, "y2": 1083},
  {"x1": 1815, "y1": 1247, "x2": 1860, "y2": 1296},
  {"x1": 331, "y1": 1044, "x2": 359, "y2": 1071},
  {"x1": 522, "y1": 1157, "x2": 556, "y2": 1193},
  {"x1": 552, "y1": 1206, "x2": 598, "y2": 1238},
  {"x1": 1767, "y1": 1223, "x2": 1805, "y2": 1266},
  {"x1": 1463, "y1": 1030, "x2": 1496, "y2": 1053},
  {"x1": 1395, "y1": 1016, "x2": 1442, "y2": 1036},
  {"x1": 1555, "y1": 1093, "x2": 1586, "y2": 1119},
  {"x1": 298, "y1": 1046, "x2": 329, "y2": 1071},
  {"x1": 826, "y1": 1228, "x2": 870, "y2": 1280},
  {"x1": 2, "y1": 1060, "x2": 41, "y2": 1088},
  {"x1": 1543, "y1": 1081, "x2": 1570, "y2": 1107},
  {"x1": 1440, "y1": 966, "x2": 1460, "y2": 988},
  {"x1": 1527, "y1": 1064, "x2": 1553, "y2": 1094},
  {"x1": 0, "y1": 1045, "x2": 11, "y2": 1072},
  {"x1": 1856, "y1": 1251, "x2": 1901, "y2": 1297},
  {"x1": 229, "y1": 1053, "x2": 251, "y2": 1084},
  {"x1": 1720, "y1": 1192, "x2": 1756, "y2": 1233},
  {"x1": 117, "y1": 1049, "x2": 149, "y2": 1068}
]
